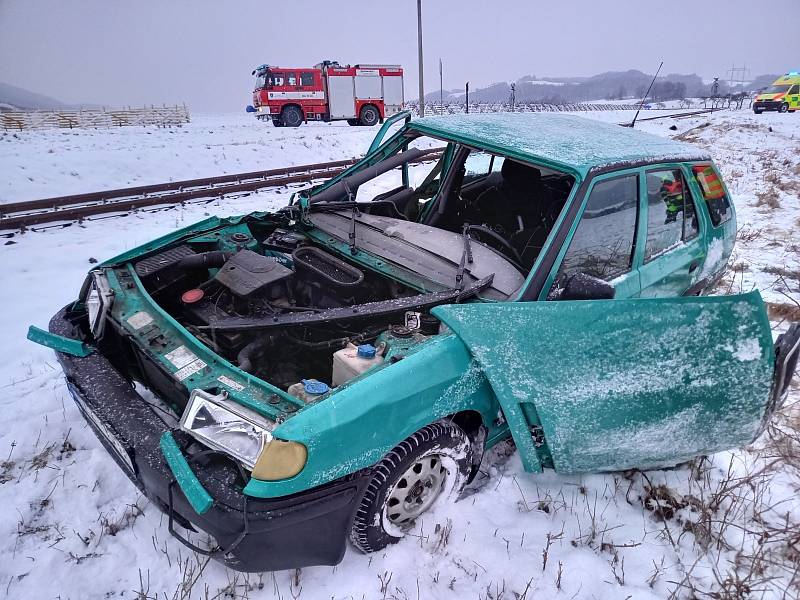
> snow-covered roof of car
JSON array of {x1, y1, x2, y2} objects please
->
[{"x1": 408, "y1": 113, "x2": 711, "y2": 177}]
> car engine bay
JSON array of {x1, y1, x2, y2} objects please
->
[{"x1": 127, "y1": 217, "x2": 493, "y2": 398}]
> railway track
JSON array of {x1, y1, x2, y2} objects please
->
[
  {"x1": 0, "y1": 104, "x2": 718, "y2": 232},
  {"x1": 0, "y1": 149, "x2": 443, "y2": 231}
]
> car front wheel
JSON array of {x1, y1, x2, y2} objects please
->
[
  {"x1": 349, "y1": 421, "x2": 472, "y2": 553},
  {"x1": 779, "y1": 102, "x2": 789, "y2": 113}
]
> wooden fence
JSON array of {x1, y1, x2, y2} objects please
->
[{"x1": 1, "y1": 104, "x2": 191, "y2": 131}]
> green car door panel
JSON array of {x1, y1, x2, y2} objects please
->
[
  {"x1": 433, "y1": 291, "x2": 774, "y2": 474},
  {"x1": 243, "y1": 334, "x2": 499, "y2": 498}
]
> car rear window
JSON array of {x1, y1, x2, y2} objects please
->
[{"x1": 691, "y1": 164, "x2": 732, "y2": 227}]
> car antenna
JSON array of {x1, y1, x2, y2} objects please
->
[{"x1": 625, "y1": 61, "x2": 663, "y2": 128}]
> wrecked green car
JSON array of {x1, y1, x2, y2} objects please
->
[{"x1": 29, "y1": 112, "x2": 800, "y2": 572}]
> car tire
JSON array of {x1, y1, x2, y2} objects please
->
[
  {"x1": 753, "y1": 108, "x2": 763, "y2": 114},
  {"x1": 349, "y1": 421, "x2": 472, "y2": 554},
  {"x1": 347, "y1": 118, "x2": 359, "y2": 126},
  {"x1": 358, "y1": 105, "x2": 380, "y2": 127},
  {"x1": 779, "y1": 102, "x2": 789, "y2": 113},
  {"x1": 271, "y1": 118, "x2": 284, "y2": 127},
  {"x1": 281, "y1": 105, "x2": 304, "y2": 127}
]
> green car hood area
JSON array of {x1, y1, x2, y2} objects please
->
[{"x1": 434, "y1": 291, "x2": 774, "y2": 474}]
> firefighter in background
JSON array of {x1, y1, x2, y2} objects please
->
[{"x1": 660, "y1": 175, "x2": 686, "y2": 224}]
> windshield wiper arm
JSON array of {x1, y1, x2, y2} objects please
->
[{"x1": 455, "y1": 224, "x2": 474, "y2": 290}]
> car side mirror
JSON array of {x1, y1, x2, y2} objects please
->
[{"x1": 559, "y1": 272, "x2": 616, "y2": 301}]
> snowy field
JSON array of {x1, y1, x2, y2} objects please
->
[{"x1": 0, "y1": 110, "x2": 798, "y2": 599}]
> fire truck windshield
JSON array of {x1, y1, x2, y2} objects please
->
[{"x1": 255, "y1": 74, "x2": 268, "y2": 90}]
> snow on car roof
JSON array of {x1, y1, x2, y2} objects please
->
[{"x1": 409, "y1": 113, "x2": 711, "y2": 176}]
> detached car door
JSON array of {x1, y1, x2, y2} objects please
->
[{"x1": 433, "y1": 292, "x2": 798, "y2": 474}]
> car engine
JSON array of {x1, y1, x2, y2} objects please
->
[{"x1": 132, "y1": 226, "x2": 442, "y2": 393}]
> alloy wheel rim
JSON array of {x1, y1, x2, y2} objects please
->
[{"x1": 384, "y1": 453, "x2": 448, "y2": 526}]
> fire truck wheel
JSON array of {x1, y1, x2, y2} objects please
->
[
  {"x1": 282, "y1": 106, "x2": 304, "y2": 127},
  {"x1": 359, "y1": 105, "x2": 380, "y2": 127},
  {"x1": 272, "y1": 119, "x2": 284, "y2": 127}
]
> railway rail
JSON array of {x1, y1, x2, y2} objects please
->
[{"x1": 0, "y1": 150, "x2": 443, "y2": 231}]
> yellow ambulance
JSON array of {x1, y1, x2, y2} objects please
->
[{"x1": 753, "y1": 72, "x2": 800, "y2": 113}]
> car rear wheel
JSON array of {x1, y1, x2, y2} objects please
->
[
  {"x1": 358, "y1": 105, "x2": 380, "y2": 126},
  {"x1": 779, "y1": 102, "x2": 789, "y2": 113},
  {"x1": 349, "y1": 421, "x2": 472, "y2": 553},
  {"x1": 282, "y1": 105, "x2": 304, "y2": 127}
]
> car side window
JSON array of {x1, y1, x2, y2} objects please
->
[
  {"x1": 691, "y1": 164, "x2": 732, "y2": 227},
  {"x1": 554, "y1": 174, "x2": 638, "y2": 282},
  {"x1": 644, "y1": 169, "x2": 699, "y2": 262},
  {"x1": 462, "y1": 151, "x2": 505, "y2": 183}
]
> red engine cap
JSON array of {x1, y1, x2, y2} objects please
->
[{"x1": 181, "y1": 288, "x2": 204, "y2": 304}]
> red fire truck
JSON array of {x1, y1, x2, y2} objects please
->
[{"x1": 249, "y1": 61, "x2": 404, "y2": 127}]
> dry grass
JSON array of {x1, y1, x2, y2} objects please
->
[{"x1": 767, "y1": 302, "x2": 800, "y2": 322}]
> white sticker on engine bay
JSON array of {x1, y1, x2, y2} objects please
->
[
  {"x1": 126, "y1": 311, "x2": 154, "y2": 330},
  {"x1": 174, "y1": 359, "x2": 207, "y2": 381},
  {"x1": 165, "y1": 345, "x2": 199, "y2": 369},
  {"x1": 217, "y1": 375, "x2": 245, "y2": 392}
]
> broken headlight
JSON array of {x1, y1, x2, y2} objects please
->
[
  {"x1": 180, "y1": 389, "x2": 273, "y2": 469},
  {"x1": 85, "y1": 270, "x2": 114, "y2": 338}
]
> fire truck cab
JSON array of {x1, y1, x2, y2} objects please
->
[{"x1": 250, "y1": 61, "x2": 404, "y2": 127}]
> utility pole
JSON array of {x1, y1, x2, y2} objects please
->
[
  {"x1": 439, "y1": 58, "x2": 443, "y2": 106},
  {"x1": 417, "y1": 0, "x2": 424, "y2": 117},
  {"x1": 465, "y1": 81, "x2": 469, "y2": 113}
]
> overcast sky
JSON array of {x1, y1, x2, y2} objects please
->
[{"x1": 1, "y1": 0, "x2": 796, "y2": 112}]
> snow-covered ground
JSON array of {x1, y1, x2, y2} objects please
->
[
  {"x1": 0, "y1": 114, "x2": 387, "y2": 203},
  {"x1": 0, "y1": 109, "x2": 798, "y2": 599}
]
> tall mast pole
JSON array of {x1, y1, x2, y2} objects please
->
[{"x1": 417, "y1": 0, "x2": 425, "y2": 117}]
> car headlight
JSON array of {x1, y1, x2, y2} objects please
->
[
  {"x1": 85, "y1": 271, "x2": 113, "y2": 338},
  {"x1": 180, "y1": 389, "x2": 273, "y2": 469}
]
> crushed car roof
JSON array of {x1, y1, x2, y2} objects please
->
[{"x1": 408, "y1": 113, "x2": 711, "y2": 176}]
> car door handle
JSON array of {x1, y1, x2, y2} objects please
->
[{"x1": 688, "y1": 259, "x2": 701, "y2": 273}]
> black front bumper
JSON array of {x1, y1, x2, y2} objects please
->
[
  {"x1": 753, "y1": 100, "x2": 784, "y2": 112},
  {"x1": 49, "y1": 306, "x2": 370, "y2": 573}
]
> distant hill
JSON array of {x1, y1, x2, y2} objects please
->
[
  {"x1": 744, "y1": 73, "x2": 782, "y2": 92},
  {"x1": 0, "y1": 82, "x2": 97, "y2": 111},
  {"x1": 423, "y1": 69, "x2": 781, "y2": 104}
]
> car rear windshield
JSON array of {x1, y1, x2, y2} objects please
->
[{"x1": 691, "y1": 164, "x2": 732, "y2": 227}]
